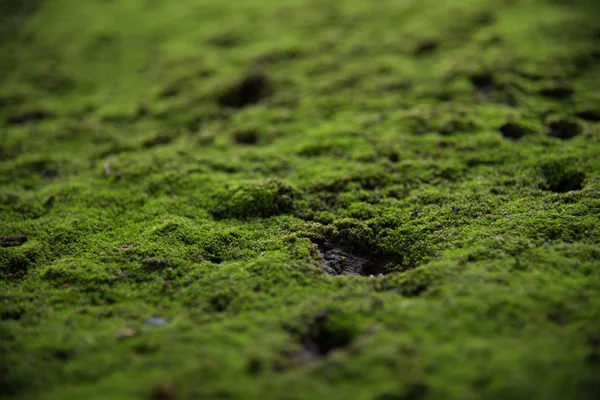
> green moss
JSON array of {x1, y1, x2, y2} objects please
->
[
  {"x1": 210, "y1": 179, "x2": 299, "y2": 219},
  {"x1": 1, "y1": 0, "x2": 600, "y2": 399}
]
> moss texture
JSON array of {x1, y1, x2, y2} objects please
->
[{"x1": 1, "y1": 0, "x2": 600, "y2": 399}]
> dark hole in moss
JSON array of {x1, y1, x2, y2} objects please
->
[
  {"x1": 217, "y1": 71, "x2": 271, "y2": 109},
  {"x1": 232, "y1": 130, "x2": 259, "y2": 145},
  {"x1": 209, "y1": 293, "x2": 232, "y2": 312},
  {"x1": 548, "y1": 119, "x2": 581, "y2": 140},
  {"x1": 312, "y1": 239, "x2": 399, "y2": 276},
  {"x1": 133, "y1": 343, "x2": 159, "y2": 355},
  {"x1": 499, "y1": 122, "x2": 531, "y2": 140},
  {"x1": 539, "y1": 86, "x2": 574, "y2": 100},
  {"x1": 246, "y1": 358, "x2": 263, "y2": 375},
  {"x1": 0, "y1": 308, "x2": 22, "y2": 321},
  {"x1": 413, "y1": 39, "x2": 439, "y2": 55},
  {"x1": 574, "y1": 109, "x2": 600, "y2": 122},
  {"x1": 470, "y1": 72, "x2": 495, "y2": 93},
  {"x1": 0, "y1": 236, "x2": 27, "y2": 247},
  {"x1": 539, "y1": 161, "x2": 586, "y2": 193},
  {"x1": 51, "y1": 349, "x2": 72, "y2": 362},
  {"x1": 6, "y1": 109, "x2": 53, "y2": 125},
  {"x1": 136, "y1": 104, "x2": 149, "y2": 117},
  {"x1": 299, "y1": 311, "x2": 357, "y2": 357}
]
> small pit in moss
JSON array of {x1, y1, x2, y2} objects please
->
[
  {"x1": 217, "y1": 71, "x2": 271, "y2": 109},
  {"x1": 539, "y1": 160, "x2": 586, "y2": 193},
  {"x1": 499, "y1": 122, "x2": 532, "y2": 140},
  {"x1": 312, "y1": 239, "x2": 400, "y2": 276},
  {"x1": 232, "y1": 129, "x2": 259, "y2": 145},
  {"x1": 547, "y1": 119, "x2": 581, "y2": 140}
]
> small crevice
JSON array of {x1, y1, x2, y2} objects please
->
[{"x1": 311, "y1": 239, "x2": 399, "y2": 276}]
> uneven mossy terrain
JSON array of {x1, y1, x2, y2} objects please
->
[{"x1": 1, "y1": 0, "x2": 600, "y2": 398}]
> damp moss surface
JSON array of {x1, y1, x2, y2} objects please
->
[{"x1": 1, "y1": 0, "x2": 600, "y2": 399}]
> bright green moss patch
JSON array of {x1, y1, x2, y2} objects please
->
[
  {"x1": 210, "y1": 179, "x2": 299, "y2": 219},
  {"x1": 2, "y1": 0, "x2": 600, "y2": 399}
]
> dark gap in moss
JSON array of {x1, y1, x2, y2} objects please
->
[
  {"x1": 499, "y1": 122, "x2": 531, "y2": 140},
  {"x1": 539, "y1": 160, "x2": 586, "y2": 193},
  {"x1": 538, "y1": 86, "x2": 574, "y2": 100},
  {"x1": 5, "y1": 109, "x2": 53, "y2": 125},
  {"x1": 133, "y1": 342, "x2": 159, "y2": 355},
  {"x1": 388, "y1": 151, "x2": 400, "y2": 163},
  {"x1": 209, "y1": 292, "x2": 232, "y2": 312},
  {"x1": 413, "y1": 39, "x2": 439, "y2": 56},
  {"x1": 311, "y1": 238, "x2": 400, "y2": 276},
  {"x1": 246, "y1": 358, "x2": 263, "y2": 375},
  {"x1": 295, "y1": 311, "x2": 358, "y2": 361},
  {"x1": 574, "y1": 109, "x2": 600, "y2": 122},
  {"x1": 547, "y1": 119, "x2": 581, "y2": 140},
  {"x1": 232, "y1": 129, "x2": 259, "y2": 145},
  {"x1": 0, "y1": 236, "x2": 27, "y2": 247},
  {"x1": 217, "y1": 71, "x2": 272, "y2": 109},
  {"x1": 469, "y1": 72, "x2": 495, "y2": 94},
  {"x1": 49, "y1": 349, "x2": 73, "y2": 362},
  {"x1": 0, "y1": 307, "x2": 23, "y2": 321}
]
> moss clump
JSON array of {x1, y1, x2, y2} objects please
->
[{"x1": 210, "y1": 179, "x2": 298, "y2": 219}]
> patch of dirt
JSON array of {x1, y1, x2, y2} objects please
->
[
  {"x1": 311, "y1": 239, "x2": 399, "y2": 276},
  {"x1": 217, "y1": 71, "x2": 272, "y2": 108}
]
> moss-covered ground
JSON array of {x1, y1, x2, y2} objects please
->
[{"x1": 1, "y1": 0, "x2": 600, "y2": 398}]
